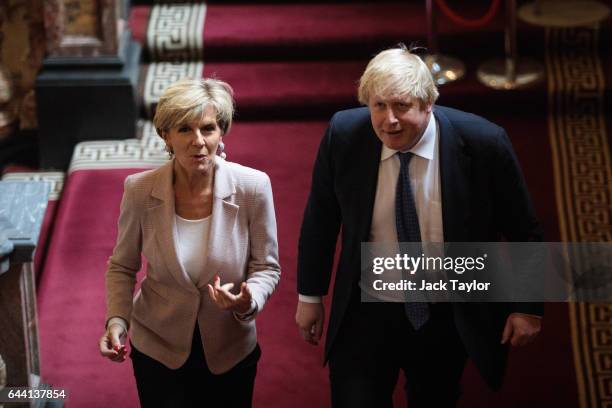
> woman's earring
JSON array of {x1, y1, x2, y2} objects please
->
[{"x1": 217, "y1": 141, "x2": 226, "y2": 159}]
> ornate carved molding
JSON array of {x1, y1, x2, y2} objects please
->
[{"x1": 43, "y1": 0, "x2": 123, "y2": 57}]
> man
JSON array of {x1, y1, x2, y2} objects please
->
[{"x1": 295, "y1": 45, "x2": 543, "y2": 407}]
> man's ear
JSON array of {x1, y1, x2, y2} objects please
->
[{"x1": 423, "y1": 102, "x2": 433, "y2": 113}]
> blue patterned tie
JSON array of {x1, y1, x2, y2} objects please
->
[{"x1": 395, "y1": 152, "x2": 430, "y2": 330}]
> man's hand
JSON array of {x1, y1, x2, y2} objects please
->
[
  {"x1": 501, "y1": 313, "x2": 541, "y2": 346},
  {"x1": 296, "y1": 301, "x2": 325, "y2": 345}
]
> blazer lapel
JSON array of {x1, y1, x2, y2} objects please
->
[
  {"x1": 198, "y1": 158, "x2": 238, "y2": 288},
  {"x1": 354, "y1": 124, "x2": 383, "y2": 243},
  {"x1": 148, "y1": 161, "x2": 199, "y2": 294},
  {"x1": 435, "y1": 107, "x2": 472, "y2": 242}
]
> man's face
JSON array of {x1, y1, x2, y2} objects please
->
[{"x1": 368, "y1": 94, "x2": 432, "y2": 151}]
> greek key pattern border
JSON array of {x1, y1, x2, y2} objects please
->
[
  {"x1": 146, "y1": 3, "x2": 206, "y2": 62},
  {"x1": 67, "y1": 121, "x2": 168, "y2": 174},
  {"x1": 143, "y1": 62, "x2": 205, "y2": 118},
  {"x1": 1, "y1": 172, "x2": 65, "y2": 201},
  {"x1": 546, "y1": 27, "x2": 612, "y2": 408}
]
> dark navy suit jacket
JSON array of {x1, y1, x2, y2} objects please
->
[{"x1": 297, "y1": 105, "x2": 543, "y2": 388}]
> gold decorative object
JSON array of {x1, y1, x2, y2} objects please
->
[
  {"x1": 425, "y1": 54, "x2": 466, "y2": 86},
  {"x1": 63, "y1": 0, "x2": 101, "y2": 38},
  {"x1": 0, "y1": 66, "x2": 12, "y2": 105},
  {"x1": 518, "y1": 0, "x2": 610, "y2": 27},
  {"x1": 477, "y1": 58, "x2": 544, "y2": 89},
  {"x1": 43, "y1": 0, "x2": 126, "y2": 57},
  {"x1": 0, "y1": 65, "x2": 16, "y2": 139},
  {"x1": 19, "y1": 90, "x2": 38, "y2": 130},
  {"x1": 423, "y1": 0, "x2": 465, "y2": 85},
  {"x1": 0, "y1": 110, "x2": 17, "y2": 139},
  {"x1": 477, "y1": 0, "x2": 544, "y2": 90}
]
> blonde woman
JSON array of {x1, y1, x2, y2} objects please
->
[{"x1": 99, "y1": 78, "x2": 280, "y2": 407}]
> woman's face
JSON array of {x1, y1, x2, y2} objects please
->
[{"x1": 163, "y1": 105, "x2": 223, "y2": 178}]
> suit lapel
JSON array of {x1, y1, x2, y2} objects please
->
[
  {"x1": 147, "y1": 160, "x2": 199, "y2": 293},
  {"x1": 148, "y1": 159, "x2": 239, "y2": 291},
  {"x1": 435, "y1": 107, "x2": 472, "y2": 242},
  {"x1": 354, "y1": 123, "x2": 382, "y2": 243},
  {"x1": 198, "y1": 158, "x2": 238, "y2": 288}
]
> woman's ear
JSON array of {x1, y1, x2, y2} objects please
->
[
  {"x1": 163, "y1": 129, "x2": 171, "y2": 143},
  {"x1": 161, "y1": 129, "x2": 173, "y2": 153}
]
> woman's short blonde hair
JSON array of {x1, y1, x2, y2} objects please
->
[
  {"x1": 153, "y1": 78, "x2": 235, "y2": 138},
  {"x1": 358, "y1": 45, "x2": 439, "y2": 107}
]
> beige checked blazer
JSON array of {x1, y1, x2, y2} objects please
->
[{"x1": 105, "y1": 158, "x2": 280, "y2": 373}]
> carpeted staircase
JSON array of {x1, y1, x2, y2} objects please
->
[{"x1": 25, "y1": 1, "x2": 612, "y2": 406}]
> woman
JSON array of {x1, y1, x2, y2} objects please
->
[{"x1": 99, "y1": 78, "x2": 280, "y2": 407}]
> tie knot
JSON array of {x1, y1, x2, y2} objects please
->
[{"x1": 398, "y1": 152, "x2": 414, "y2": 168}]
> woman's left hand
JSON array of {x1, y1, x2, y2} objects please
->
[{"x1": 207, "y1": 275, "x2": 253, "y2": 314}]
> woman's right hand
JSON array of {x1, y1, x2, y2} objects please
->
[{"x1": 99, "y1": 323, "x2": 128, "y2": 362}]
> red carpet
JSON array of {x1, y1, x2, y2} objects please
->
[
  {"x1": 138, "y1": 58, "x2": 548, "y2": 120},
  {"x1": 37, "y1": 116, "x2": 577, "y2": 407},
  {"x1": 37, "y1": 121, "x2": 334, "y2": 407},
  {"x1": 32, "y1": 1, "x2": 612, "y2": 407},
  {"x1": 37, "y1": 168, "x2": 141, "y2": 407},
  {"x1": 129, "y1": 2, "x2": 516, "y2": 61}
]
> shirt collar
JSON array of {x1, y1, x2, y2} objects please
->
[{"x1": 380, "y1": 111, "x2": 436, "y2": 162}]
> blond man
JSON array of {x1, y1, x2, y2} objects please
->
[{"x1": 296, "y1": 45, "x2": 542, "y2": 407}]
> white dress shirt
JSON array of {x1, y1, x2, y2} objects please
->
[{"x1": 300, "y1": 112, "x2": 442, "y2": 303}]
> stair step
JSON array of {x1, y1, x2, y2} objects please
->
[
  {"x1": 137, "y1": 58, "x2": 548, "y2": 120},
  {"x1": 129, "y1": 2, "x2": 533, "y2": 62},
  {"x1": 138, "y1": 60, "x2": 365, "y2": 119}
]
